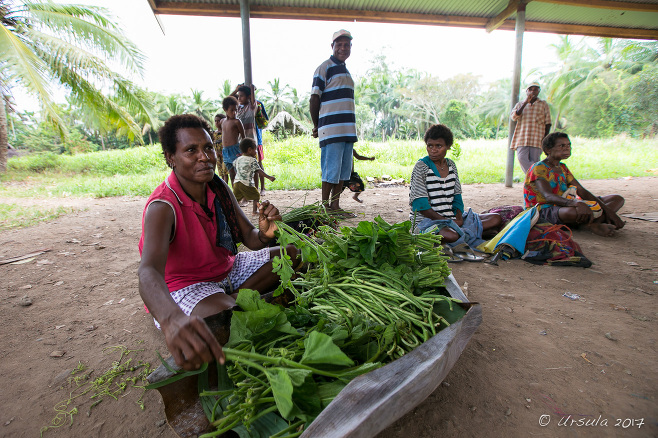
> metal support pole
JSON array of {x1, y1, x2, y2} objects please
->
[
  {"x1": 504, "y1": 2, "x2": 526, "y2": 187},
  {"x1": 239, "y1": 0, "x2": 253, "y2": 86}
]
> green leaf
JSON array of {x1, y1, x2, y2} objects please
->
[
  {"x1": 382, "y1": 323, "x2": 397, "y2": 347},
  {"x1": 336, "y1": 258, "x2": 361, "y2": 269},
  {"x1": 234, "y1": 288, "x2": 264, "y2": 311},
  {"x1": 300, "y1": 245, "x2": 319, "y2": 263},
  {"x1": 228, "y1": 291, "x2": 299, "y2": 347},
  {"x1": 337, "y1": 362, "x2": 383, "y2": 381},
  {"x1": 144, "y1": 362, "x2": 208, "y2": 390},
  {"x1": 317, "y1": 381, "x2": 347, "y2": 408},
  {"x1": 287, "y1": 372, "x2": 322, "y2": 422},
  {"x1": 433, "y1": 298, "x2": 466, "y2": 325},
  {"x1": 266, "y1": 368, "x2": 313, "y2": 420},
  {"x1": 300, "y1": 332, "x2": 354, "y2": 367},
  {"x1": 226, "y1": 306, "x2": 298, "y2": 348},
  {"x1": 231, "y1": 411, "x2": 289, "y2": 438},
  {"x1": 197, "y1": 366, "x2": 214, "y2": 422},
  {"x1": 355, "y1": 220, "x2": 373, "y2": 237},
  {"x1": 216, "y1": 363, "x2": 234, "y2": 392}
]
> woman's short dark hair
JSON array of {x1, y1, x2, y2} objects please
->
[
  {"x1": 237, "y1": 85, "x2": 251, "y2": 97},
  {"x1": 158, "y1": 114, "x2": 212, "y2": 156},
  {"x1": 542, "y1": 132, "x2": 570, "y2": 154},
  {"x1": 222, "y1": 96, "x2": 238, "y2": 111},
  {"x1": 423, "y1": 124, "x2": 454, "y2": 147}
]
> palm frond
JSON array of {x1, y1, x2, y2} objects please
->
[
  {"x1": 0, "y1": 18, "x2": 64, "y2": 133},
  {"x1": 53, "y1": 60, "x2": 143, "y2": 143},
  {"x1": 114, "y1": 77, "x2": 158, "y2": 132},
  {"x1": 27, "y1": 28, "x2": 116, "y2": 80},
  {"x1": 24, "y1": 0, "x2": 144, "y2": 75}
]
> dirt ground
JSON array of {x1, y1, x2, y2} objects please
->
[{"x1": 1, "y1": 177, "x2": 656, "y2": 438}]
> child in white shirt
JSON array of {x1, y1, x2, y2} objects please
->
[{"x1": 232, "y1": 138, "x2": 276, "y2": 215}]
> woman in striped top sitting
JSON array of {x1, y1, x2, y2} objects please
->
[{"x1": 409, "y1": 124, "x2": 502, "y2": 255}]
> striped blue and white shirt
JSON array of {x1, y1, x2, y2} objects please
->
[
  {"x1": 409, "y1": 158, "x2": 462, "y2": 221},
  {"x1": 311, "y1": 55, "x2": 358, "y2": 148}
]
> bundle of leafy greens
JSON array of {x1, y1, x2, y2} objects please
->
[
  {"x1": 149, "y1": 217, "x2": 464, "y2": 438},
  {"x1": 279, "y1": 201, "x2": 342, "y2": 226}
]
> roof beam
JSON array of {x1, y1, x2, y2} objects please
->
[
  {"x1": 522, "y1": 20, "x2": 658, "y2": 39},
  {"x1": 149, "y1": 1, "x2": 658, "y2": 40},
  {"x1": 535, "y1": 0, "x2": 658, "y2": 13},
  {"x1": 149, "y1": 2, "x2": 496, "y2": 27},
  {"x1": 145, "y1": 0, "x2": 166, "y2": 34},
  {"x1": 486, "y1": 0, "x2": 523, "y2": 33}
]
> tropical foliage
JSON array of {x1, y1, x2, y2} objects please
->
[
  {"x1": 3, "y1": 30, "x2": 657, "y2": 164},
  {"x1": 533, "y1": 36, "x2": 658, "y2": 136},
  {"x1": 0, "y1": 0, "x2": 155, "y2": 171}
]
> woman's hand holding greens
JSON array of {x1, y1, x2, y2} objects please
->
[{"x1": 257, "y1": 200, "x2": 281, "y2": 241}]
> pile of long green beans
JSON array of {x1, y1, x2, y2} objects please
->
[
  {"x1": 275, "y1": 217, "x2": 456, "y2": 360},
  {"x1": 150, "y1": 217, "x2": 460, "y2": 438},
  {"x1": 298, "y1": 272, "x2": 455, "y2": 359}
]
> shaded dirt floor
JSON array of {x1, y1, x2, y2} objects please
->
[{"x1": 1, "y1": 177, "x2": 656, "y2": 438}]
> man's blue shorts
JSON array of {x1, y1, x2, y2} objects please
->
[
  {"x1": 222, "y1": 143, "x2": 240, "y2": 171},
  {"x1": 321, "y1": 142, "x2": 354, "y2": 184}
]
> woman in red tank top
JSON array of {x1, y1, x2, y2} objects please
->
[{"x1": 138, "y1": 114, "x2": 299, "y2": 372}]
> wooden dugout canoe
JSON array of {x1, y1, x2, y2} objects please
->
[{"x1": 147, "y1": 273, "x2": 482, "y2": 438}]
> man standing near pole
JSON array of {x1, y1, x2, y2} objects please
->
[
  {"x1": 510, "y1": 82, "x2": 551, "y2": 174},
  {"x1": 310, "y1": 29, "x2": 357, "y2": 215}
]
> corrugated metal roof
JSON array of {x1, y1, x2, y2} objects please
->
[
  {"x1": 523, "y1": 2, "x2": 658, "y2": 30},
  {"x1": 152, "y1": 0, "x2": 511, "y2": 14},
  {"x1": 147, "y1": 0, "x2": 658, "y2": 39}
]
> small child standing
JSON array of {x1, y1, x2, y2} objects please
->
[
  {"x1": 343, "y1": 149, "x2": 375, "y2": 203},
  {"x1": 233, "y1": 138, "x2": 276, "y2": 215},
  {"x1": 212, "y1": 113, "x2": 228, "y2": 183},
  {"x1": 221, "y1": 96, "x2": 245, "y2": 186}
]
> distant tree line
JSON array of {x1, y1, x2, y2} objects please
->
[{"x1": 2, "y1": 0, "x2": 656, "y2": 172}]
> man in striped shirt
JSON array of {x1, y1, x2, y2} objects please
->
[{"x1": 310, "y1": 29, "x2": 358, "y2": 213}]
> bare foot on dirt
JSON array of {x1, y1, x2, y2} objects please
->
[
  {"x1": 589, "y1": 222, "x2": 616, "y2": 237},
  {"x1": 352, "y1": 194, "x2": 363, "y2": 203},
  {"x1": 239, "y1": 201, "x2": 248, "y2": 207}
]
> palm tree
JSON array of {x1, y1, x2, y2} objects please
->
[
  {"x1": 537, "y1": 36, "x2": 657, "y2": 131},
  {"x1": 159, "y1": 94, "x2": 188, "y2": 118},
  {"x1": 287, "y1": 87, "x2": 310, "y2": 124},
  {"x1": 359, "y1": 61, "x2": 415, "y2": 140},
  {"x1": 0, "y1": 0, "x2": 151, "y2": 171},
  {"x1": 400, "y1": 74, "x2": 444, "y2": 129},
  {"x1": 260, "y1": 78, "x2": 291, "y2": 117},
  {"x1": 189, "y1": 89, "x2": 216, "y2": 123},
  {"x1": 478, "y1": 78, "x2": 511, "y2": 137},
  {"x1": 218, "y1": 79, "x2": 233, "y2": 102},
  {"x1": 614, "y1": 40, "x2": 658, "y2": 73}
]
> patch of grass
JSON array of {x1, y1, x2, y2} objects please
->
[
  {"x1": 2, "y1": 135, "x2": 656, "y2": 198},
  {"x1": 0, "y1": 204, "x2": 80, "y2": 231},
  {"x1": 7, "y1": 145, "x2": 167, "y2": 176}
]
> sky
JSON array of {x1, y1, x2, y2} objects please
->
[{"x1": 21, "y1": 0, "x2": 568, "y2": 108}]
